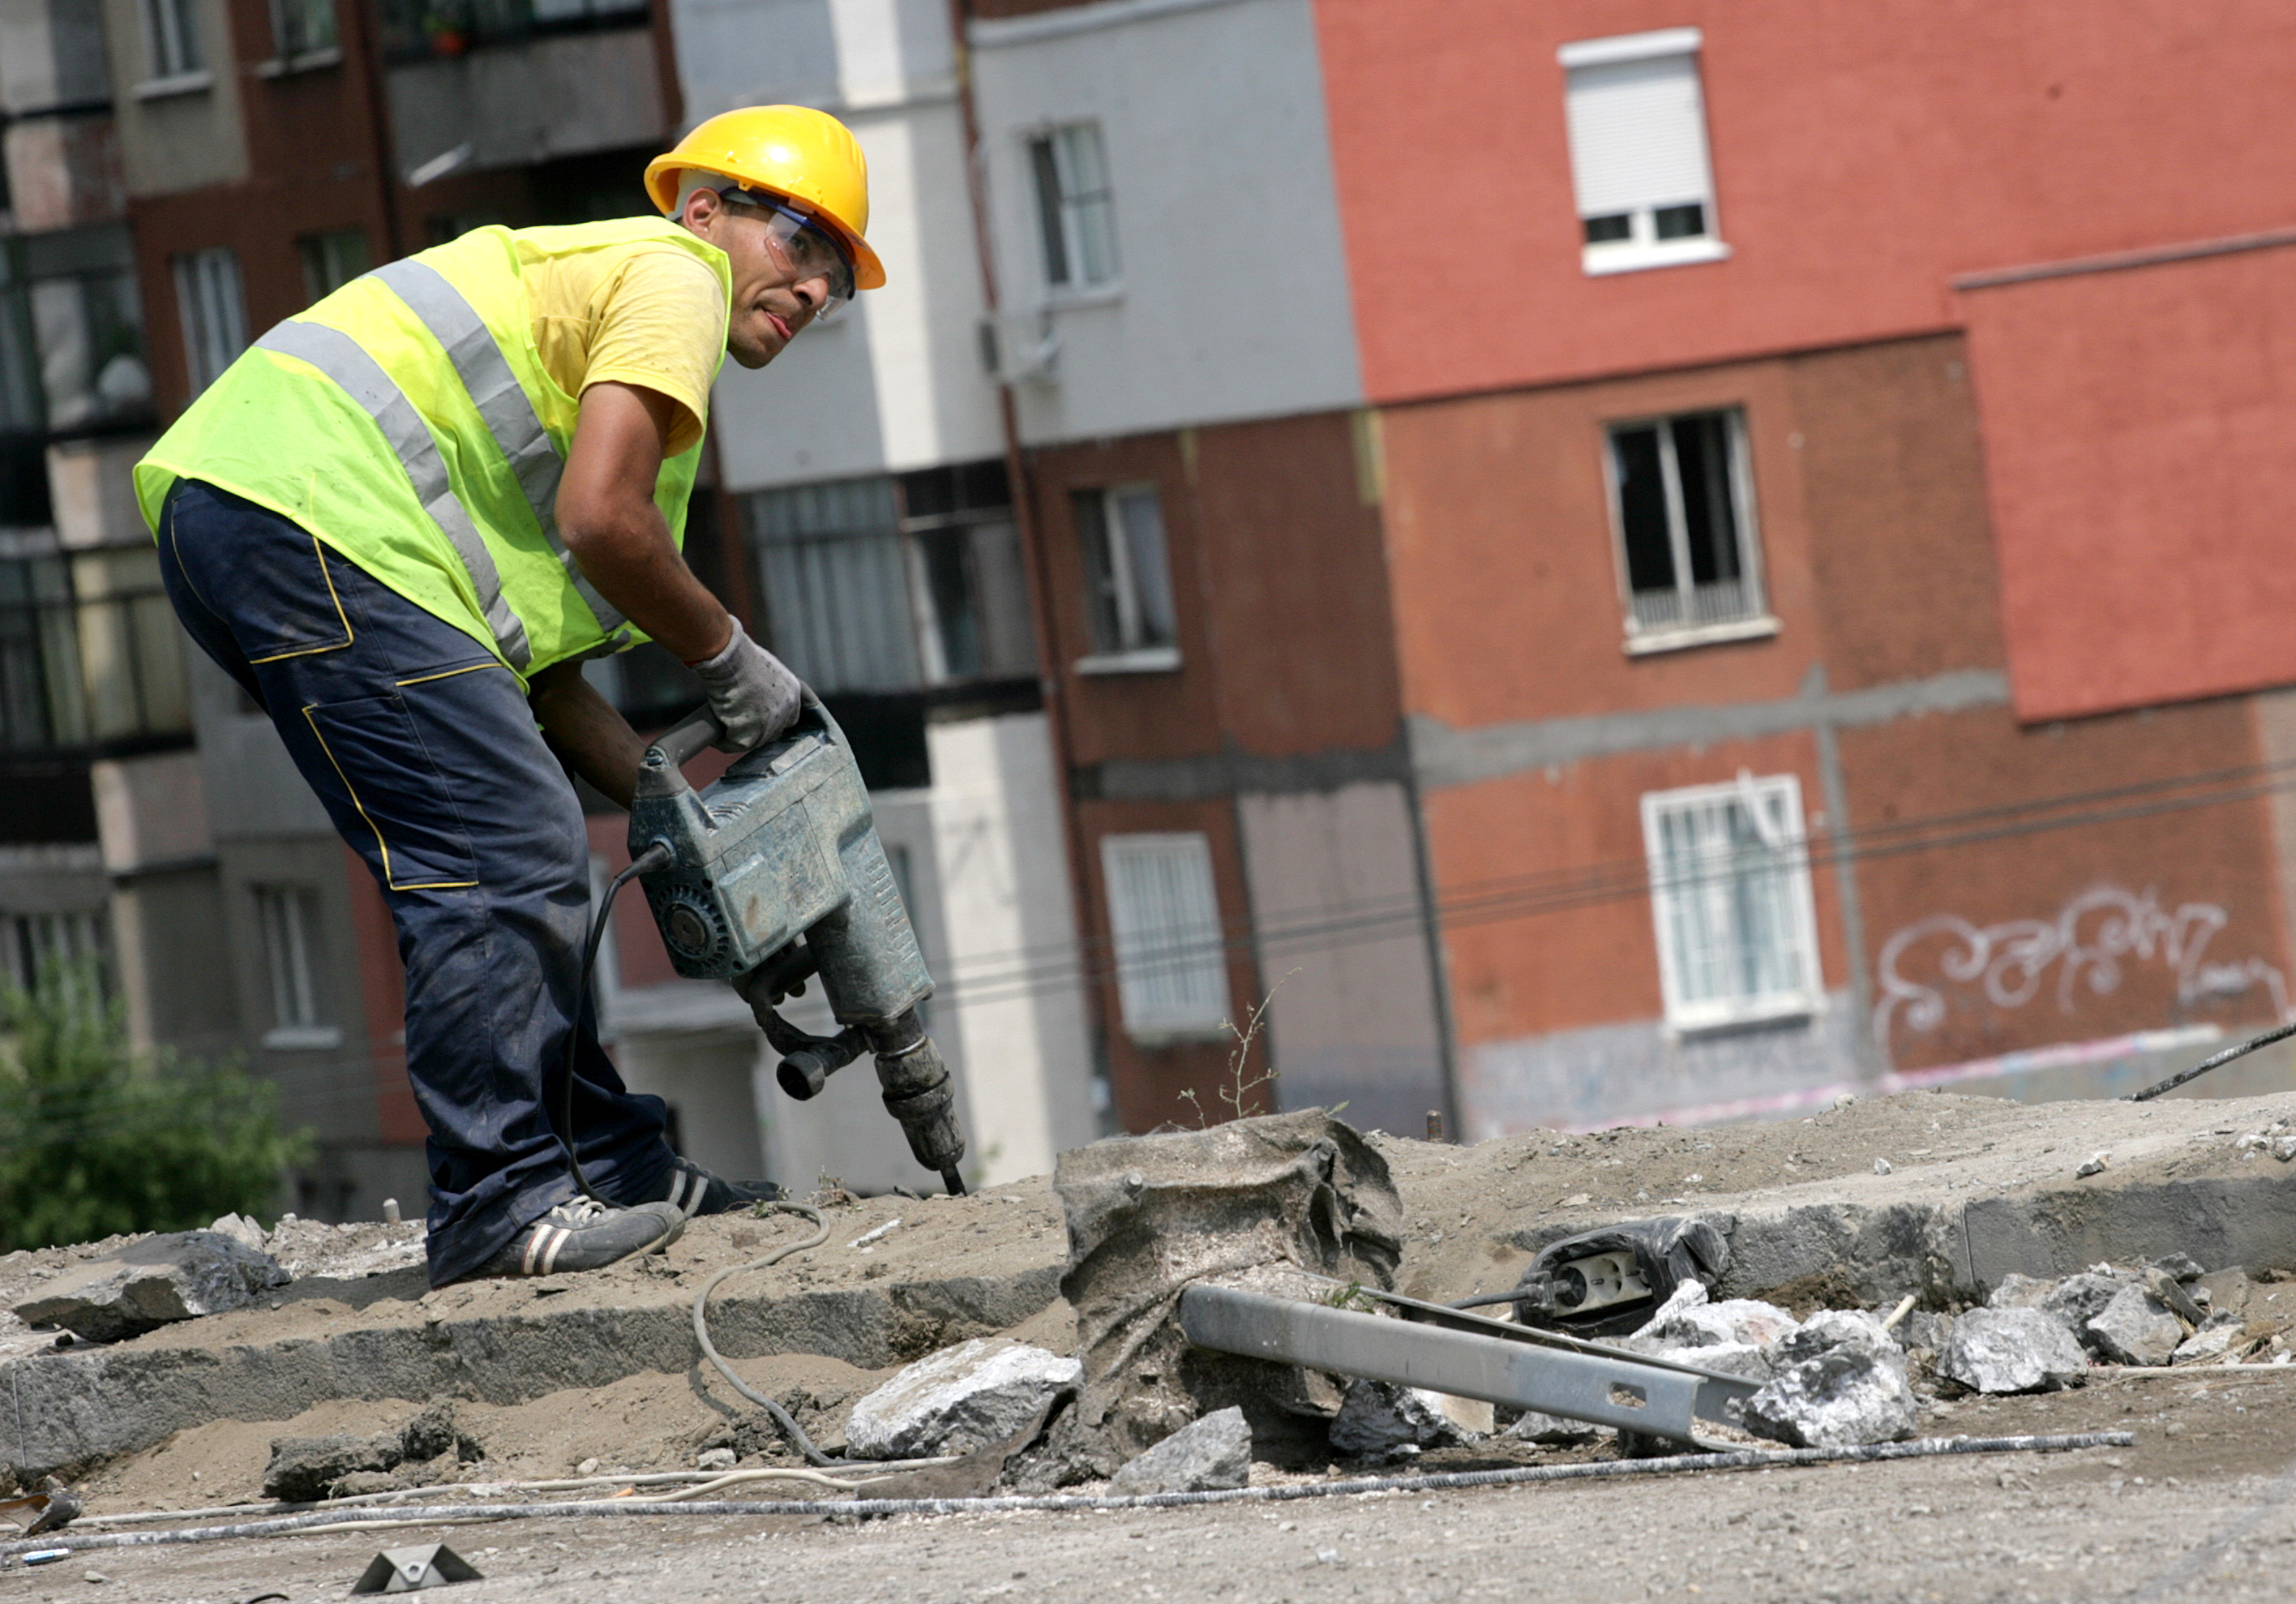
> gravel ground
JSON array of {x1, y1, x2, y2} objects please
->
[{"x1": 19, "y1": 1367, "x2": 2296, "y2": 1603}]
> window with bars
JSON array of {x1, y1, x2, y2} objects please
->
[
  {"x1": 172, "y1": 248, "x2": 246, "y2": 396},
  {"x1": 1101, "y1": 832, "x2": 1230, "y2": 1040},
  {"x1": 1641, "y1": 774, "x2": 1823, "y2": 1032},
  {"x1": 139, "y1": 0, "x2": 204, "y2": 77},
  {"x1": 271, "y1": 0, "x2": 338, "y2": 55},
  {"x1": 255, "y1": 883, "x2": 337, "y2": 1047},
  {"x1": 1605, "y1": 408, "x2": 1767, "y2": 645},
  {"x1": 744, "y1": 462, "x2": 1032, "y2": 696},
  {"x1": 1073, "y1": 485, "x2": 1177, "y2": 670},
  {"x1": 2, "y1": 907, "x2": 108, "y2": 993},
  {"x1": 1560, "y1": 28, "x2": 1724, "y2": 275},
  {"x1": 1029, "y1": 122, "x2": 1120, "y2": 293},
  {"x1": 0, "y1": 548, "x2": 188, "y2": 752}
]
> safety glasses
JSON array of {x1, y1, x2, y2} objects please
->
[{"x1": 716, "y1": 186, "x2": 857, "y2": 317}]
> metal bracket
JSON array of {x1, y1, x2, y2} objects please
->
[{"x1": 1178, "y1": 1283, "x2": 1758, "y2": 1447}]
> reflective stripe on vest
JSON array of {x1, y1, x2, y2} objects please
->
[
  {"x1": 368, "y1": 258, "x2": 631, "y2": 650},
  {"x1": 254, "y1": 318, "x2": 534, "y2": 669}
]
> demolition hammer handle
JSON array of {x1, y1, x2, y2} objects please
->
[{"x1": 647, "y1": 706, "x2": 725, "y2": 770}]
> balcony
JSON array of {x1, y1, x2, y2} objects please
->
[{"x1": 383, "y1": 0, "x2": 665, "y2": 181}]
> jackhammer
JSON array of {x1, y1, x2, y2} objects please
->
[{"x1": 568, "y1": 695, "x2": 967, "y2": 1198}]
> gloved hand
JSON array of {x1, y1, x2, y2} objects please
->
[{"x1": 688, "y1": 617, "x2": 803, "y2": 753}]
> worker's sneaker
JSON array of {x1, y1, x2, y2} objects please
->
[
  {"x1": 474, "y1": 1198, "x2": 686, "y2": 1279},
  {"x1": 650, "y1": 1156, "x2": 782, "y2": 1220}
]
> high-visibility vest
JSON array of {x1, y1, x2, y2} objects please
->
[{"x1": 135, "y1": 218, "x2": 733, "y2": 681}]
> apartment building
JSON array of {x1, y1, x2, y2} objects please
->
[
  {"x1": 0, "y1": 0, "x2": 170, "y2": 1031},
  {"x1": 940, "y1": 0, "x2": 2296, "y2": 1139}
]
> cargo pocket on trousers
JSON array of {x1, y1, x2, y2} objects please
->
[{"x1": 302, "y1": 694, "x2": 479, "y2": 890}]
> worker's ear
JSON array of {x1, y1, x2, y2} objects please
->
[{"x1": 678, "y1": 185, "x2": 722, "y2": 236}]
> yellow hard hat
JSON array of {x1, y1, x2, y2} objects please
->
[{"x1": 645, "y1": 105, "x2": 885, "y2": 291}]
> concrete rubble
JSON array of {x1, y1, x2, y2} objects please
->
[
  {"x1": 9, "y1": 1090, "x2": 2296, "y2": 1510},
  {"x1": 1326, "y1": 1380, "x2": 1467, "y2": 1459},
  {"x1": 842, "y1": 1337, "x2": 1080, "y2": 1460},
  {"x1": 1742, "y1": 1310, "x2": 1917, "y2": 1447},
  {"x1": 263, "y1": 1405, "x2": 483, "y2": 1501},
  {"x1": 1105, "y1": 1406, "x2": 1253, "y2": 1495}
]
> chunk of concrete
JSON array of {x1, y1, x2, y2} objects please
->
[
  {"x1": 1106, "y1": 1406, "x2": 1252, "y2": 1495},
  {"x1": 2085, "y1": 1286, "x2": 2186, "y2": 1367},
  {"x1": 13, "y1": 1232, "x2": 288, "y2": 1343},
  {"x1": 263, "y1": 1434, "x2": 398, "y2": 1502},
  {"x1": 1744, "y1": 1313, "x2": 1917, "y2": 1448},
  {"x1": 1641, "y1": 1297, "x2": 1801, "y2": 1352},
  {"x1": 843, "y1": 1337, "x2": 1082, "y2": 1460},
  {"x1": 262, "y1": 1404, "x2": 482, "y2": 1502},
  {"x1": 2172, "y1": 1320, "x2": 2243, "y2": 1365},
  {"x1": 1327, "y1": 1380, "x2": 1461, "y2": 1458},
  {"x1": 1505, "y1": 1409, "x2": 1603, "y2": 1447},
  {"x1": 1986, "y1": 1273, "x2": 2054, "y2": 1311},
  {"x1": 1938, "y1": 1306, "x2": 2089, "y2": 1394},
  {"x1": 2041, "y1": 1272, "x2": 2133, "y2": 1349}
]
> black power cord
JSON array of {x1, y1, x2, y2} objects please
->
[{"x1": 561, "y1": 843, "x2": 673, "y2": 1203}]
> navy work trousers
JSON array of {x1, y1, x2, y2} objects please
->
[{"x1": 157, "y1": 478, "x2": 675, "y2": 1285}]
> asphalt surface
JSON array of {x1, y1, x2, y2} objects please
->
[{"x1": 19, "y1": 1367, "x2": 2296, "y2": 1603}]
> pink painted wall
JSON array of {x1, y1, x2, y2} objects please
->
[{"x1": 1312, "y1": 0, "x2": 2296, "y2": 406}]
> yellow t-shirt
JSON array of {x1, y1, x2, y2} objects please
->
[{"x1": 524, "y1": 238, "x2": 729, "y2": 457}]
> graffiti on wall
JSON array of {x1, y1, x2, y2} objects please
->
[{"x1": 1874, "y1": 885, "x2": 2291, "y2": 1049}]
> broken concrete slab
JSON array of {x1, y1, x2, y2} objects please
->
[
  {"x1": 1938, "y1": 1307, "x2": 2090, "y2": 1394},
  {"x1": 1744, "y1": 1315, "x2": 1917, "y2": 1449},
  {"x1": 1, "y1": 1189, "x2": 1069, "y2": 1482},
  {"x1": 12, "y1": 1232, "x2": 288, "y2": 1343},
  {"x1": 1106, "y1": 1406, "x2": 1252, "y2": 1495},
  {"x1": 842, "y1": 1337, "x2": 1080, "y2": 1460},
  {"x1": 1417, "y1": 1091, "x2": 2296, "y2": 1319},
  {"x1": 2086, "y1": 1285, "x2": 2187, "y2": 1366}
]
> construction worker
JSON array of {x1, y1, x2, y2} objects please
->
[{"x1": 135, "y1": 107, "x2": 886, "y2": 1285}]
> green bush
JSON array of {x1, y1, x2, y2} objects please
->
[{"x1": 0, "y1": 963, "x2": 311, "y2": 1251}]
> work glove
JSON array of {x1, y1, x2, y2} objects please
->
[{"x1": 689, "y1": 618, "x2": 803, "y2": 753}]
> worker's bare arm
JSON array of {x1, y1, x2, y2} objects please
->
[
  {"x1": 557, "y1": 381, "x2": 731, "y2": 666},
  {"x1": 528, "y1": 659, "x2": 647, "y2": 812}
]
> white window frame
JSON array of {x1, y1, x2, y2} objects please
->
[
  {"x1": 2, "y1": 908, "x2": 108, "y2": 993},
  {"x1": 1559, "y1": 28, "x2": 1728, "y2": 277},
  {"x1": 1601, "y1": 406, "x2": 1776, "y2": 654},
  {"x1": 137, "y1": 0, "x2": 206, "y2": 83},
  {"x1": 1101, "y1": 832, "x2": 1231, "y2": 1042},
  {"x1": 1074, "y1": 484, "x2": 1180, "y2": 675},
  {"x1": 1641, "y1": 773, "x2": 1824, "y2": 1035},
  {"x1": 172, "y1": 247, "x2": 246, "y2": 396},
  {"x1": 1027, "y1": 121, "x2": 1121, "y2": 297},
  {"x1": 255, "y1": 883, "x2": 340, "y2": 1049}
]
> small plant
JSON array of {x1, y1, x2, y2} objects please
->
[
  {"x1": 0, "y1": 961, "x2": 309, "y2": 1251},
  {"x1": 807, "y1": 1170, "x2": 859, "y2": 1209},
  {"x1": 1176, "y1": 970, "x2": 1298, "y2": 1129},
  {"x1": 1325, "y1": 1280, "x2": 1373, "y2": 1312}
]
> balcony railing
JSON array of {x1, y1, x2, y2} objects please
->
[{"x1": 379, "y1": 0, "x2": 648, "y2": 62}]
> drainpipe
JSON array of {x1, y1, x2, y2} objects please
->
[
  {"x1": 342, "y1": 0, "x2": 405, "y2": 258},
  {"x1": 941, "y1": 0, "x2": 1116, "y2": 1130}
]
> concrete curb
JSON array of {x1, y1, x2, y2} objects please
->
[{"x1": 2, "y1": 1263, "x2": 1062, "y2": 1481}]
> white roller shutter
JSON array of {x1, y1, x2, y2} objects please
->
[{"x1": 1564, "y1": 50, "x2": 1713, "y2": 220}]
